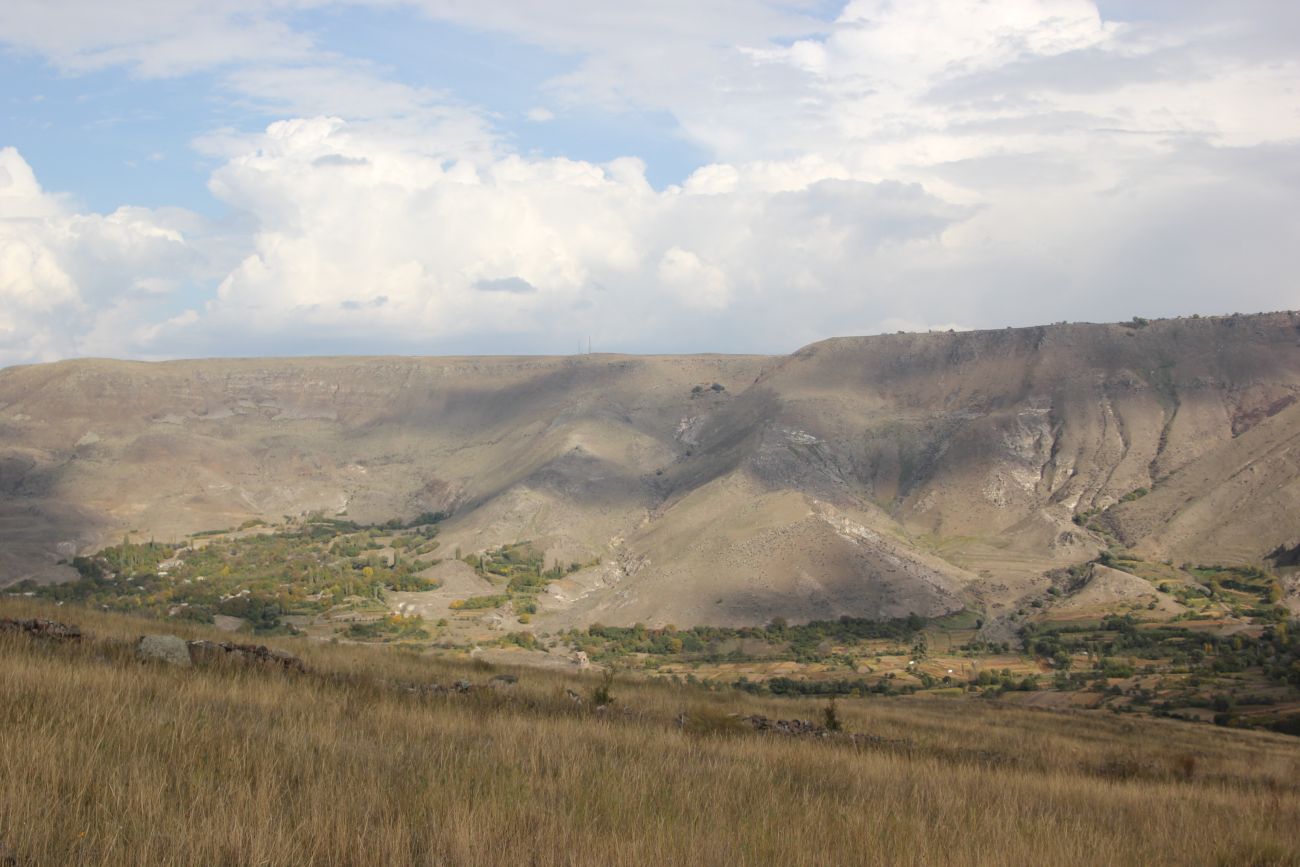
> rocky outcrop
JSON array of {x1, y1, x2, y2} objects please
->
[
  {"x1": 126, "y1": 634, "x2": 309, "y2": 671},
  {"x1": 187, "y1": 639, "x2": 306, "y2": 672},
  {"x1": 0, "y1": 618, "x2": 81, "y2": 640},
  {"x1": 137, "y1": 634, "x2": 192, "y2": 667},
  {"x1": 743, "y1": 714, "x2": 827, "y2": 736}
]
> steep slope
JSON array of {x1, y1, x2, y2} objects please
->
[
  {"x1": 1101, "y1": 400, "x2": 1300, "y2": 565},
  {"x1": 712, "y1": 313, "x2": 1300, "y2": 601},
  {"x1": 1, "y1": 312, "x2": 1297, "y2": 626}
]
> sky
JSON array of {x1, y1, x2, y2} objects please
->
[{"x1": 1, "y1": 1, "x2": 1298, "y2": 364}]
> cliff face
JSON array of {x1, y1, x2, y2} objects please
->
[
  {"x1": 2, "y1": 312, "x2": 1298, "y2": 626},
  {"x1": 744, "y1": 313, "x2": 1300, "y2": 561}
]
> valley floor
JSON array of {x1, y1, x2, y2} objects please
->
[
  {"x1": 2, "y1": 599, "x2": 1299, "y2": 866},
  {"x1": 19, "y1": 520, "x2": 1300, "y2": 739}
]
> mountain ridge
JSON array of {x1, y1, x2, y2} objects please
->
[{"x1": 3, "y1": 311, "x2": 1298, "y2": 627}]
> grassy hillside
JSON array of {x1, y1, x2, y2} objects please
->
[{"x1": 3, "y1": 599, "x2": 1299, "y2": 866}]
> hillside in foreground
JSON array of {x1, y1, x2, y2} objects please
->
[{"x1": 2, "y1": 598, "x2": 1299, "y2": 867}]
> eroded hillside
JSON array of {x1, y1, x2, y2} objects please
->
[{"x1": 2, "y1": 312, "x2": 1298, "y2": 627}]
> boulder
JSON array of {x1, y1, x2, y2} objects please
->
[{"x1": 137, "y1": 634, "x2": 192, "y2": 667}]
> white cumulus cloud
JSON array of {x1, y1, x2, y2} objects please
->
[
  {"x1": 161, "y1": 117, "x2": 964, "y2": 355},
  {"x1": 0, "y1": 148, "x2": 211, "y2": 364},
  {"x1": 1, "y1": 2, "x2": 1298, "y2": 362}
]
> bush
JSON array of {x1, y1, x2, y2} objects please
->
[
  {"x1": 822, "y1": 698, "x2": 842, "y2": 732},
  {"x1": 1100, "y1": 658, "x2": 1135, "y2": 678},
  {"x1": 449, "y1": 595, "x2": 508, "y2": 611},
  {"x1": 591, "y1": 669, "x2": 616, "y2": 707}
]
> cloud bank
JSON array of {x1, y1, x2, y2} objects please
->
[{"x1": 1, "y1": 0, "x2": 1297, "y2": 363}]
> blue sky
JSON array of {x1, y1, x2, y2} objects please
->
[
  {"x1": 1, "y1": 58, "x2": 224, "y2": 214},
  {"x1": 0, "y1": 7, "x2": 708, "y2": 213},
  {"x1": 0, "y1": 3, "x2": 676, "y2": 196},
  {"x1": 305, "y1": 7, "x2": 710, "y2": 187},
  {"x1": 0, "y1": 1, "x2": 1297, "y2": 363}
]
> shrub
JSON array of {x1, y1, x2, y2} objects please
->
[
  {"x1": 1100, "y1": 658, "x2": 1135, "y2": 678},
  {"x1": 591, "y1": 669, "x2": 616, "y2": 707},
  {"x1": 822, "y1": 698, "x2": 842, "y2": 732},
  {"x1": 505, "y1": 631, "x2": 537, "y2": 649},
  {"x1": 449, "y1": 595, "x2": 508, "y2": 611}
]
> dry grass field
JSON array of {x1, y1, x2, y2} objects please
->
[{"x1": 2, "y1": 599, "x2": 1299, "y2": 866}]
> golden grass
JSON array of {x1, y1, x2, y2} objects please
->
[{"x1": 2, "y1": 599, "x2": 1299, "y2": 866}]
